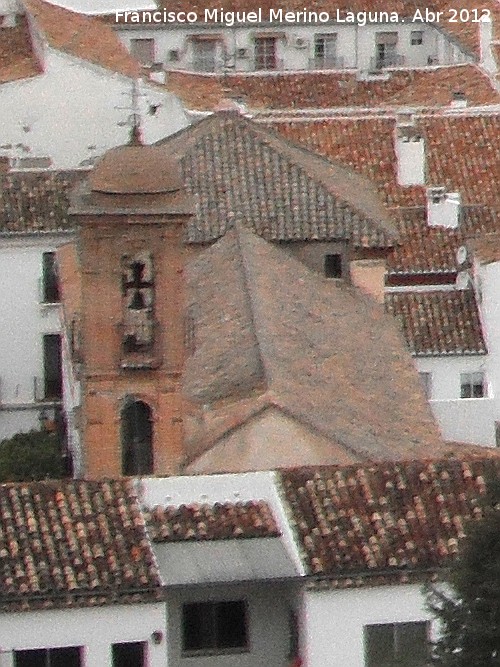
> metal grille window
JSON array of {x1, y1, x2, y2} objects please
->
[
  {"x1": 183, "y1": 600, "x2": 249, "y2": 653},
  {"x1": 365, "y1": 622, "x2": 429, "y2": 667},
  {"x1": 15, "y1": 647, "x2": 82, "y2": 667},
  {"x1": 460, "y1": 372, "x2": 485, "y2": 398},
  {"x1": 254, "y1": 37, "x2": 277, "y2": 70},
  {"x1": 192, "y1": 39, "x2": 217, "y2": 72}
]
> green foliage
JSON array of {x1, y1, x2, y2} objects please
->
[
  {"x1": 428, "y1": 474, "x2": 500, "y2": 666},
  {"x1": 0, "y1": 430, "x2": 64, "y2": 482}
]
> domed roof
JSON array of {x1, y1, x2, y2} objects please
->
[{"x1": 89, "y1": 144, "x2": 183, "y2": 195}]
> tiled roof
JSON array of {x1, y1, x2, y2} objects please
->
[
  {"x1": 0, "y1": 16, "x2": 41, "y2": 83},
  {"x1": 0, "y1": 479, "x2": 163, "y2": 612},
  {"x1": 209, "y1": 66, "x2": 500, "y2": 113},
  {"x1": 160, "y1": 112, "x2": 396, "y2": 248},
  {"x1": 23, "y1": 0, "x2": 141, "y2": 78},
  {"x1": 388, "y1": 206, "x2": 500, "y2": 276},
  {"x1": 145, "y1": 501, "x2": 280, "y2": 541},
  {"x1": 280, "y1": 457, "x2": 500, "y2": 583},
  {"x1": 0, "y1": 170, "x2": 81, "y2": 235},
  {"x1": 385, "y1": 289, "x2": 486, "y2": 355},
  {"x1": 184, "y1": 224, "x2": 445, "y2": 471},
  {"x1": 271, "y1": 113, "x2": 500, "y2": 208},
  {"x1": 432, "y1": 0, "x2": 500, "y2": 59}
]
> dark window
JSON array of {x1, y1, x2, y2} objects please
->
[
  {"x1": 42, "y1": 252, "x2": 60, "y2": 303},
  {"x1": 112, "y1": 642, "x2": 145, "y2": 667},
  {"x1": 419, "y1": 372, "x2": 432, "y2": 400},
  {"x1": 183, "y1": 600, "x2": 248, "y2": 653},
  {"x1": 365, "y1": 622, "x2": 429, "y2": 667},
  {"x1": 324, "y1": 254, "x2": 343, "y2": 278},
  {"x1": 254, "y1": 37, "x2": 277, "y2": 70},
  {"x1": 411, "y1": 30, "x2": 423, "y2": 45},
  {"x1": 43, "y1": 334, "x2": 62, "y2": 400},
  {"x1": 121, "y1": 400, "x2": 153, "y2": 476},
  {"x1": 15, "y1": 647, "x2": 82, "y2": 667},
  {"x1": 460, "y1": 372, "x2": 485, "y2": 398},
  {"x1": 130, "y1": 38, "x2": 155, "y2": 65},
  {"x1": 375, "y1": 32, "x2": 399, "y2": 68}
]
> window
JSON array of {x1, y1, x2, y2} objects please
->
[
  {"x1": 419, "y1": 372, "x2": 432, "y2": 400},
  {"x1": 192, "y1": 38, "x2": 217, "y2": 72},
  {"x1": 112, "y1": 642, "x2": 145, "y2": 667},
  {"x1": 314, "y1": 33, "x2": 338, "y2": 68},
  {"x1": 43, "y1": 334, "x2": 62, "y2": 400},
  {"x1": 365, "y1": 621, "x2": 429, "y2": 667},
  {"x1": 411, "y1": 30, "x2": 423, "y2": 45},
  {"x1": 375, "y1": 32, "x2": 399, "y2": 68},
  {"x1": 42, "y1": 252, "x2": 60, "y2": 303},
  {"x1": 121, "y1": 400, "x2": 153, "y2": 476},
  {"x1": 15, "y1": 647, "x2": 82, "y2": 667},
  {"x1": 122, "y1": 253, "x2": 154, "y2": 354},
  {"x1": 460, "y1": 372, "x2": 485, "y2": 398},
  {"x1": 130, "y1": 38, "x2": 155, "y2": 66},
  {"x1": 254, "y1": 37, "x2": 277, "y2": 70},
  {"x1": 183, "y1": 600, "x2": 249, "y2": 654},
  {"x1": 324, "y1": 254, "x2": 343, "y2": 278}
]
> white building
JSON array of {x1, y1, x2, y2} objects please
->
[
  {"x1": 1, "y1": 457, "x2": 495, "y2": 666},
  {"x1": 0, "y1": 0, "x2": 189, "y2": 170}
]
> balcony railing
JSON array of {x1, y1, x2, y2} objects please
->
[
  {"x1": 309, "y1": 55, "x2": 345, "y2": 70},
  {"x1": 370, "y1": 53, "x2": 405, "y2": 70}
]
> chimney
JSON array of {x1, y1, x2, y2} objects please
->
[
  {"x1": 427, "y1": 187, "x2": 461, "y2": 228},
  {"x1": 394, "y1": 112, "x2": 425, "y2": 186},
  {"x1": 450, "y1": 91, "x2": 467, "y2": 108}
]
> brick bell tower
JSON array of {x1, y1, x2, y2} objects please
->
[{"x1": 70, "y1": 134, "x2": 194, "y2": 479}]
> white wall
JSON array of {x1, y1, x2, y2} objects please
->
[
  {"x1": 0, "y1": 233, "x2": 71, "y2": 440},
  {"x1": 0, "y1": 603, "x2": 167, "y2": 667},
  {"x1": 166, "y1": 582, "x2": 295, "y2": 667},
  {"x1": 415, "y1": 355, "x2": 494, "y2": 445},
  {"x1": 303, "y1": 583, "x2": 433, "y2": 667},
  {"x1": 0, "y1": 48, "x2": 188, "y2": 169},
  {"x1": 115, "y1": 21, "x2": 468, "y2": 74}
]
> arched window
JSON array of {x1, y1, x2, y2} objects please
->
[{"x1": 121, "y1": 400, "x2": 153, "y2": 476}]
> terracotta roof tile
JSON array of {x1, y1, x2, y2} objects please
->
[
  {"x1": 0, "y1": 16, "x2": 41, "y2": 83},
  {"x1": 145, "y1": 500, "x2": 280, "y2": 541},
  {"x1": 23, "y1": 0, "x2": 141, "y2": 78},
  {"x1": 0, "y1": 170, "x2": 82, "y2": 235},
  {"x1": 389, "y1": 206, "x2": 500, "y2": 276},
  {"x1": 161, "y1": 112, "x2": 396, "y2": 248},
  {"x1": 280, "y1": 457, "x2": 500, "y2": 581},
  {"x1": 211, "y1": 66, "x2": 499, "y2": 112},
  {"x1": 0, "y1": 479, "x2": 163, "y2": 611},
  {"x1": 385, "y1": 289, "x2": 486, "y2": 355}
]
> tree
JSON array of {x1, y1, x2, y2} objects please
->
[
  {"x1": 0, "y1": 430, "x2": 64, "y2": 482},
  {"x1": 428, "y1": 477, "x2": 500, "y2": 666}
]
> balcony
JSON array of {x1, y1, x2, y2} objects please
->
[
  {"x1": 309, "y1": 55, "x2": 345, "y2": 70},
  {"x1": 370, "y1": 53, "x2": 405, "y2": 70}
]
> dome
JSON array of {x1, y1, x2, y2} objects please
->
[{"x1": 89, "y1": 144, "x2": 183, "y2": 195}]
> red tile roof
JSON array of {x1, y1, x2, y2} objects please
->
[
  {"x1": 23, "y1": 0, "x2": 141, "y2": 78},
  {"x1": 280, "y1": 457, "x2": 500, "y2": 584},
  {"x1": 385, "y1": 289, "x2": 486, "y2": 355},
  {"x1": 271, "y1": 113, "x2": 500, "y2": 208},
  {"x1": 0, "y1": 170, "x2": 82, "y2": 235},
  {"x1": 0, "y1": 16, "x2": 41, "y2": 83},
  {"x1": 0, "y1": 479, "x2": 163, "y2": 611},
  {"x1": 212, "y1": 66, "x2": 500, "y2": 112},
  {"x1": 146, "y1": 501, "x2": 280, "y2": 541}
]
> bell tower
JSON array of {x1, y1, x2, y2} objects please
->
[{"x1": 70, "y1": 139, "x2": 194, "y2": 478}]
